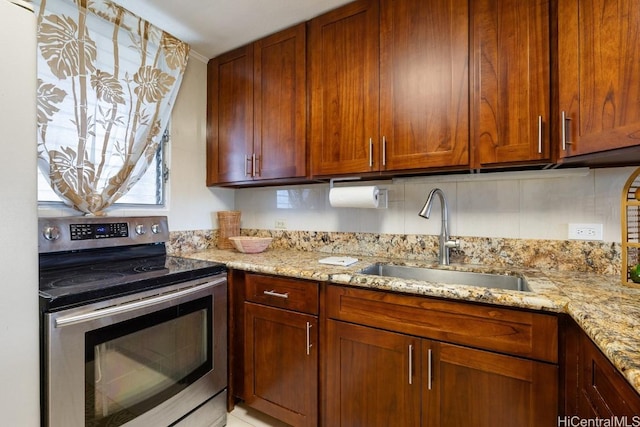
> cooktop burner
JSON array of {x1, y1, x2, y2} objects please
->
[
  {"x1": 43, "y1": 256, "x2": 169, "y2": 288},
  {"x1": 48, "y1": 272, "x2": 128, "y2": 288},
  {"x1": 39, "y1": 255, "x2": 225, "y2": 311}
]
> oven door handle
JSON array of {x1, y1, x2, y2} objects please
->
[{"x1": 55, "y1": 277, "x2": 226, "y2": 328}]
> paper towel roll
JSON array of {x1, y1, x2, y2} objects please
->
[{"x1": 329, "y1": 186, "x2": 380, "y2": 208}]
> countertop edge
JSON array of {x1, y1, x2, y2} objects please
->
[{"x1": 184, "y1": 248, "x2": 640, "y2": 397}]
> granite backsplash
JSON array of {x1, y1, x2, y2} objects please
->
[{"x1": 168, "y1": 229, "x2": 621, "y2": 276}]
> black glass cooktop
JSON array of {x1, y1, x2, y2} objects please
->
[{"x1": 39, "y1": 254, "x2": 226, "y2": 311}]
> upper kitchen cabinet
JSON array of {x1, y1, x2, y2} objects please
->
[
  {"x1": 557, "y1": 0, "x2": 640, "y2": 163},
  {"x1": 380, "y1": 0, "x2": 470, "y2": 172},
  {"x1": 207, "y1": 24, "x2": 307, "y2": 186},
  {"x1": 309, "y1": 0, "x2": 470, "y2": 178},
  {"x1": 207, "y1": 45, "x2": 253, "y2": 184},
  {"x1": 472, "y1": 0, "x2": 552, "y2": 167},
  {"x1": 308, "y1": 0, "x2": 380, "y2": 176}
]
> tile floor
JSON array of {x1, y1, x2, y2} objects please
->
[{"x1": 226, "y1": 404, "x2": 290, "y2": 427}]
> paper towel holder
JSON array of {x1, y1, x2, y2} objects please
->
[
  {"x1": 328, "y1": 178, "x2": 388, "y2": 209},
  {"x1": 377, "y1": 189, "x2": 388, "y2": 209}
]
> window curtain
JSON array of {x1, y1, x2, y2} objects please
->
[{"x1": 33, "y1": 0, "x2": 189, "y2": 215}]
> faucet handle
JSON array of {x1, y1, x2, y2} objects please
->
[{"x1": 444, "y1": 239, "x2": 460, "y2": 249}]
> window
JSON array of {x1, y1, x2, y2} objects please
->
[
  {"x1": 38, "y1": 129, "x2": 169, "y2": 206},
  {"x1": 34, "y1": 0, "x2": 187, "y2": 214}
]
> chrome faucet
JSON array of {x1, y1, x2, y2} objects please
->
[{"x1": 418, "y1": 188, "x2": 460, "y2": 265}]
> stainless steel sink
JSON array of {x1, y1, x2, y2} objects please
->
[{"x1": 358, "y1": 263, "x2": 530, "y2": 292}]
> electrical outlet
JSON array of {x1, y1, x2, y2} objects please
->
[
  {"x1": 274, "y1": 219, "x2": 287, "y2": 230},
  {"x1": 568, "y1": 223, "x2": 603, "y2": 241}
]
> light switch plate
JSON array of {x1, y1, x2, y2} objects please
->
[{"x1": 568, "y1": 223, "x2": 604, "y2": 241}]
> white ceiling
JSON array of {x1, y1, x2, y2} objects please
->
[{"x1": 112, "y1": 0, "x2": 353, "y2": 61}]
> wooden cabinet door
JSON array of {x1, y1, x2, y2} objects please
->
[
  {"x1": 208, "y1": 24, "x2": 307, "y2": 185},
  {"x1": 309, "y1": 0, "x2": 380, "y2": 176},
  {"x1": 577, "y1": 330, "x2": 640, "y2": 417},
  {"x1": 254, "y1": 23, "x2": 306, "y2": 181},
  {"x1": 244, "y1": 302, "x2": 318, "y2": 427},
  {"x1": 379, "y1": 0, "x2": 469, "y2": 171},
  {"x1": 326, "y1": 320, "x2": 421, "y2": 427},
  {"x1": 472, "y1": 0, "x2": 551, "y2": 167},
  {"x1": 424, "y1": 341, "x2": 558, "y2": 427},
  {"x1": 558, "y1": 0, "x2": 640, "y2": 159},
  {"x1": 207, "y1": 45, "x2": 254, "y2": 185}
]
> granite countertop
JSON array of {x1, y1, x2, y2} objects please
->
[{"x1": 184, "y1": 247, "x2": 640, "y2": 395}]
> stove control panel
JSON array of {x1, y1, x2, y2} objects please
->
[
  {"x1": 70, "y1": 222, "x2": 129, "y2": 240},
  {"x1": 38, "y1": 216, "x2": 169, "y2": 253}
]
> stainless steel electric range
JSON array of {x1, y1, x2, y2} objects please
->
[{"x1": 38, "y1": 216, "x2": 227, "y2": 427}]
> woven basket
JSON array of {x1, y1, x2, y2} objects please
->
[{"x1": 217, "y1": 211, "x2": 241, "y2": 249}]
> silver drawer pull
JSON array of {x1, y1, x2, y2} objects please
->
[
  {"x1": 263, "y1": 290, "x2": 289, "y2": 299},
  {"x1": 428, "y1": 348, "x2": 433, "y2": 390},
  {"x1": 408, "y1": 344, "x2": 413, "y2": 385},
  {"x1": 306, "y1": 322, "x2": 312, "y2": 356}
]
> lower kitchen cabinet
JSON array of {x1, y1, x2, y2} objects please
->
[
  {"x1": 235, "y1": 272, "x2": 319, "y2": 427},
  {"x1": 326, "y1": 285, "x2": 559, "y2": 427},
  {"x1": 563, "y1": 317, "x2": 640, "y2": 417},
  {"x1": 577, "y1": 333, "x2": 637, "y2": 417},
  {"x1": 245, "y1": 302, "x2": 318, "y2": 427},
  {"x1": 326, "y1": 320, "x2": 422, "y2": 426},
  {"x1": 327, "y1": 319, "x2": 557, "y2": 427},
  {"x1": 425, "y1": 341, "x2": 557, "y2": 427},
  {"x1": 231, "y1": 274, "x2": 640, "y2": 427}
]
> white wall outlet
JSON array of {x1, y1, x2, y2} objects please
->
[
  {"x1": 568, "y1": 223, "x2": 604, "y2": 241},
  {"x1": 275, "y1": 219, "x2": 287, "y2": 229}
]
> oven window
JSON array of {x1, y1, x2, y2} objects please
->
[{"x1": 84, "y1": 297, "x2": 212, "y2": 426}]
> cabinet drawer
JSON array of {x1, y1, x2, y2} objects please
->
[
  {"x1": 327, "y1": 285, "x2": 557, "y2": 363},
  {"x1": 246, "y1": 273, "x2": 319, "y2": 315}
]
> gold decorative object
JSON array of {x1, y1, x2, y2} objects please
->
[{"x1": 622, "y1": 168, "x2": 640, "y2": 285}]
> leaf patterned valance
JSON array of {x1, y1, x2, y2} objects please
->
[{"x1": 32, "y1": 0, "x2": 189, "y2": 215}]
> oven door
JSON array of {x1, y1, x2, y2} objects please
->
[{"x1": 44, "y1": 275, "x2": 227, "y2": 427}]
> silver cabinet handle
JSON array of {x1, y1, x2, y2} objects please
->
[
  {"x1": 252, "y1": 153, "x2": 258, "y2": 177},
  {"x1": 368, "y1": 137, "x2": 373, "y2": 167},
  {"x1": 427, "y1": 348, "x2": 433, "y2": 390},
  {"x1": 306, "y1": 321, "x2": 312, "y2": 356},
  {"x1": 263, "y1": 290, "x2": 289, "y2": 299},
  {"x1": 538, "y1": 116, "x2": 543, "y2": 154},
  {"x1": 245, "y1": 155, "x2": 251, "y2": 176},
  {"x1": 382, "y1": 136, "x2": 387, "y2": 167},
  {"x1": 408, "y1": 344, "x2": 413, "y2": 385},
  {"x1": 561, "y1": 111, "x2": 572, "y2": 150}
]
